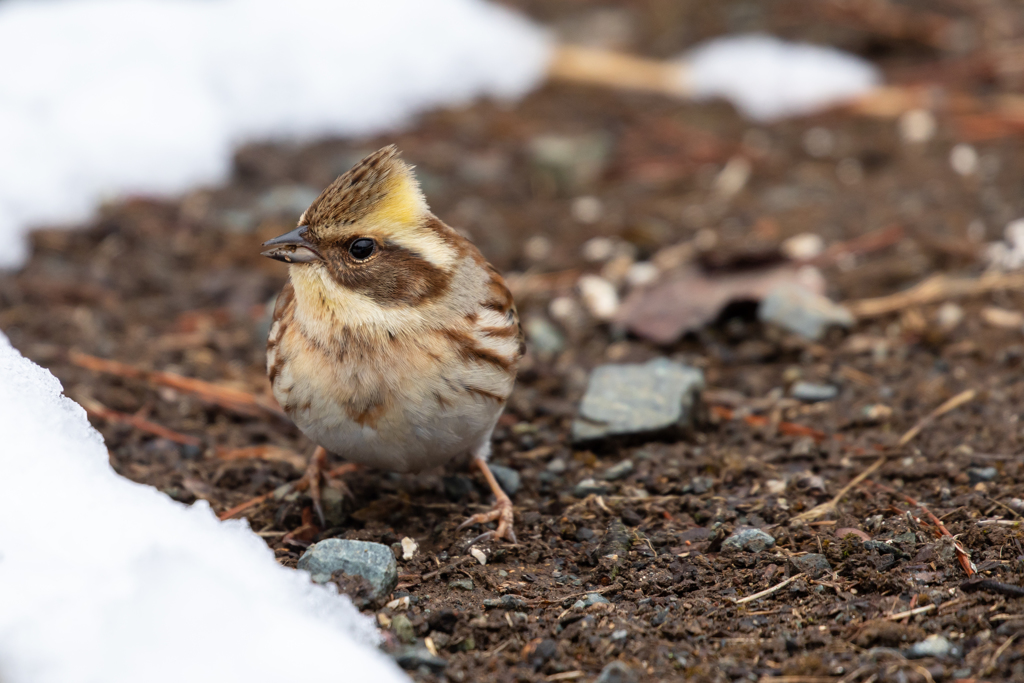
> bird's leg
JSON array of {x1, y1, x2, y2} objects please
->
[
  {"x1": 218, "y1": 445, "x2": 360, "y2": 525},
  {"x1": 457, "y1": 443, "x2": 517, "y2": 545}
]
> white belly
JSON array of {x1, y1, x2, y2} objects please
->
[{"x1": 286, "y1": 391, "x2": 501, "y2": 473}]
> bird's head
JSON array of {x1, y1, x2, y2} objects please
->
[{"x1": 262, "y1": 145, "x2": 462, "y2": 308}]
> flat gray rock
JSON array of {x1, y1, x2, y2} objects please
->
[
  {"x1": 297, "y1": 538, "x2": 397, "y2": 603},
  {"x1": 723, "y1": 528, "x2": 776, "y2": 553},
  {"x1": 572, "y1": 358, "x2": 704, "y2": 443},
  {"x1": 759, "y1": 283, "x2": 853, "y2": 340}
]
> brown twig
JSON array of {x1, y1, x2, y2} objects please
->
[
  {"x1": 808, "y1": 224, "x2": 905, "y2": 269},
  {"x1": 214, "y1": 445, "x2": 307, "y2": 470},
  {"x1": 897, "y1": 389, "x2": 976, "y2": 448},
  {"x1": 846, "y1": 272, "x2": 1024, "y2": 320},
  {"x1": 792, "y1": 456, "x2": 886, "y2": 524},
  {"x1": 734, "y1": 573, "x2": 806, "y2": 605},
  {"x1": 709, "y1": 405, "x2": 828, "y2": 442},
  {"x1": 70, "y1": 349, "x2": 287, "y2": 420},
  {"x1": 886, "y1": 604, "x2": 936, "y2": 621},
  {"x1": 79, "y1": 396, "x2": 202, "y2": 447},
  {"x1": 960, "y1": 578, "x2": 1024, "y2": 598}
]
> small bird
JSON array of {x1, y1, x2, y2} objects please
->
[{"x1": 261, "y1": 145, "x2": 524, "y2": 543}]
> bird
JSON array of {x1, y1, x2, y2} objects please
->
[{"x1": 259, "y1": 145, "x2": 524, "y2": 544}]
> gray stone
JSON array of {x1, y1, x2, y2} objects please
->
[
  {"x1": 489, "y1": 465, "x2": 521, "y2": 496},
  {"x1": 573, "y1": 478, "x2": 611, "y2": 497},
  {"x1": 572, "y1": 358, "x2": 705, "y2": 443},
  {"x1": 686, "y1": 475, "x2": 714, "y2": 494},
  {"x1": 524, "y1": 317, "x2": 565, "y2": 356},
  {"x1": 393, "y1": 646, "x2": 448, "y2": 673},
  {"x1": 320, "y1": 486, "x2": 347, "y2": 528},
  {"x1": 759, "y1": 283, "x2": 854, "y2": 340},
  {"x1": 723, "y1": 528, "x2": 776, "y2": 553},
  {"x1": 391, "y1": 614, "x2": 415, "y2": 644},
  {"x1": 297, "y1": 539, "x2": 397, "y2": 603},
  {"x1": 790, "y1": 553, "x2": 832, "y2": 579},
  {"x1": 864, "y1": 540, "x2": 910, "y2": 560},
  {"x1": 967, "y1": 466, "x2": 998, "y2": 483},
  {"x1": 595, "y1": 660, "x2": 637, "y2": 683},
  {"x1": 907, "y1": 634, "x2": 959, "y2": 659},
  {"x1": 483, "y1": 594, "x2": 528, "y2": 610},
  {"x1": 601, "y1": 459, "x2": 634, "y2": 481},
  {"x1": 448, "y1": 578, "x2": 475, "y2": 591},
  {"x1": 791, "y1": 381, "x2": 838, "y2": 402},
  {"x1": 547, "y1": 457, "x2": 568, "y2": 474},
  {"x1": 572, "y1": 593, "x2": 612, "y2": 610}
]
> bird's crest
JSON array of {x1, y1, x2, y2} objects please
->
[{"x1": 302, "y1": 145, "x2": 427, "y2": 239}]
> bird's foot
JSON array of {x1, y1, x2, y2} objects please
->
[
  {"x1": 458, "y1": 495, "x2": 517, "y2": 545},
  {"x1": 458, "y1": 456, "x2": 517, "y2": 545}
]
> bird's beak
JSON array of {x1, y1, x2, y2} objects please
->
[{"x1": 261, "y1": 226, "x2": 322, "y2": 263}]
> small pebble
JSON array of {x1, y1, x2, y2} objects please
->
[
  {"x1": 393, "y1": 646, "x2": 448, "y2": 673},
  {"x1": 967, "y1": 466, "x2": 997, "y2": 484},
  {"x1": 470, "y1": 547, "x2": 487, "y2": 566},
  {"x1": 524, "y1": 317, "x2": 565, "y2": 356},
  {"x1": 936, "y1": 302, "x2": 964, "y2": 331},
  {"x1": 899, "y1": 109, "x2": 937, "y2": 144},
  {"x1": 722, "y1": 528, "x2": 776, "y2": 553},
  {"x1": 601, "y1": 459, "x2": 634, "y2": 481},
  {"x1": 448, "y1": 579, "x2": 475, "y2": 591},
  {"x1": 759, "y1": 283, "x2": 854, "y2": 340},
  {"x1": 400, "y1": 537, "x2": 419, "y2": 561},
  {"x1": 573, "y1": 478, "x2": 611, "y2": 497},
  {"x1": 781, "y1": 233, "x2": 824, "y2": 261},
  {"x1": 582, "y1": 236, "x2": 617, "y2": 262},
  {"x1": 391, "y1": 614, "x2": 415, "y2": 644},
  {"x1": 625, "y1": 261, "x2": 659, "y2": 288},
  {"x1": 686, "y1": 475, "x2": 714, "y2": 494},
  {"x1": 483, "y1": 594, "x2": 528, "y2": 610},
  {"x1": 791, "y1": 381, "x2": 838, "y2": 402},
  {"x1": 950, "y1": 143, "x2": 978, "y2": 176},
  {"x1": 572, "y1": 593, "x2": 611, "y2": 610},
  {"x1": 907, "y1": 634, "x2": 958, "y2": 659},
  {"x1": 572, "y1": 196, "x2": 604, "y2": 224},
  {"x1": 595, "y1": 660, "x2": 637, "y2": 683},
  {"x1": 790, "y1": 553, "x2": 832, "y2": 579},
  {"x1": 578, "y1": 274, "x2": 620, "y2": 321},
  {"x1": 547, "y1": 457, "x2": 568, "y2": 474}
]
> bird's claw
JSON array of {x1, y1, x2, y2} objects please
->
[{"x1": 458, "y1": 497, "x2": 517, "y2": 545}]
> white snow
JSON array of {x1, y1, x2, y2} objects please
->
[
  {"x1": 0, "y1": 0, "x2": 551, "y2": 268},
  {"x1": 0, "y1": 332, "x2": 409, "y2": 683},
  {"x1": 682, "y1": 34, "x2": 880, "y2": 121}
]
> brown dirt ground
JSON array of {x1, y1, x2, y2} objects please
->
[{"x1": 5, "y1": 1, "x2": 1024, "y2": 681}]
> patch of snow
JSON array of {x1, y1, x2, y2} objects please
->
[
  {"x1": 682, "y1": 34, "x2": 880, "y2": 121},
  {"x1": 0, "y1": 332, "x2": 409, "y2": 683},
  {"x1": 0, "y1": 0, "x2": 551, "y2": 268}
]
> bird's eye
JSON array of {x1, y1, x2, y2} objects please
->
[{"x1": 349, "y1": 238, "x2": 376, "y2": 260}]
